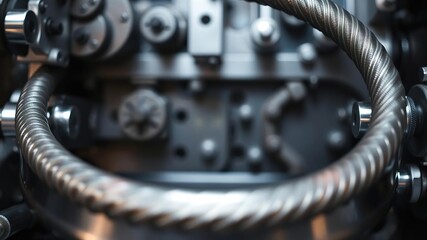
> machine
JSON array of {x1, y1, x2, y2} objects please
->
[{"x1": 0, "y1": 0, "x2": 425, "y2": 239}]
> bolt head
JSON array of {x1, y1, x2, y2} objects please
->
[
  {"x1": 419, "y1": 67, "x2": 427, "y2": 82},
  {"x1": 201, "y1": 139, "x2": 217, "y2": 160}
]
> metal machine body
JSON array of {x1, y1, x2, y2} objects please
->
[{"x1": 0, "y1": 0, "x2": 425, "y2": 239}]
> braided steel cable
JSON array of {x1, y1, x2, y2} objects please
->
[{"x1": 16, "y1": 0, "x2": 406, "y2": 231}]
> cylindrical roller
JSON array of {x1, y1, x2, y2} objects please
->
[
  {"x1": 4, "y1": 10, "x2": 38, "y2": 45},
  {"x1": 352, "y1": 102, "x2": 372, "y2": 138},
  {"x1": 140, "y1": 5, "x2": 187, "y2": 50}
]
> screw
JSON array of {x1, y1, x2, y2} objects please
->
[
  {"x1": 0, "y1": 215, "x2": 10, "y2": 240},
  {"x1": 118, "y1": 90, "x2": 167, "y2": 140},
  {"x1": 148, "y1": 17, "x2": 164, "y2": 33},
  {"x1": 239, "y1": 104, "x2": 253, "y2": 123},
  {"x1": 39, "y1": 0, "x2": 48, "y2": 14},
  {"x1": 376, "y1": 0, "x2": 397, "y2": 12},
  {"x1": 397, "y1": 164, "x2": 425, "y2": 203},
  {"x1": 189, "y1": 79, "x2": 204, "y2": 94},
  {"x1": 201, "y1": 139, "x2": 217, "y2": 161},
  {"x1": 337, "y1": 108, "x2": 347, "y2": 122},
  {"x1": 258, "y1": 20, "x2": 275, "y2": 41},
  {"x1": 351, "y1": 102, "x2": 372, "y2": 138},
  {"x1": 74, "y1": 29, "x2": 90, "y2": 45},
  {"x1": 90, "y1": 39, "x2": 99, "y2": 49},
  {"x1": 419, "y1": 67, "x2": 427, "y2": 82},
  {"x1": 265, "y1": 135, "x2": 281, "y2": 153},
  {"x1": 248, "y1": 147, "x2": 262, "y2": 167},
  {"x1": 327, "y1": 130, "x2": 348, "y2": 153},
  {"x1": 120, "y1": 12, "x2": 129, "y2": 23},
  {"x1": 45, "y1": 18, "x2": 63, "y2": 35},
  {"x1": 50, "y1": 105, "x2": 81, "y2": 140},
  {"x1": 297, "y1": 43, "x2": 317, "y2": 65}
]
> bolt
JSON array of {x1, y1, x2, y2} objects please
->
[
  {"x1": 73, "y1": 29, "x2": 90, "y2": 45},
  {"x1": 309, "y1": 76, "x2": 319, "y2": 89},
  {"x1": 39, "y1": 0, "x2": 48, "y2": 14},
  {"x1": 419, "y1": 67, "x2": 427, "y2": 82},
  {"x1": 120, "y1": 12, "x2": 129, "y2": 23},
  {"x1": 351, "y1": 102, "x2": 372, "y2": 138},
  {"x1": 352, "y1": 98, "x2": 416, "y2": 139},
  {"x1": 45, "y1": 18, "x2": 63, "y2": 35},
  {"x1": 265, "y1": 135, "x2": 281, "y2": 153},
  {"x1": 337, "y1": 107, "x2": 347, "y2": 122},
  {"x1": 288, "y1": 82, "x2": 307, "y2": 101},
  {"x1": 148, "y1": 17, "x2": 164, "y2": 33},
  {"x1": 207, "y1": 57, "x2": 220, "y2": 66},
  {"x1": 376, "y1": 0, "x2": 396, "y2": 12},
  {"x1": 0, "y1": 215, "x2": 10, "y2": 240},
  {"x1": 47, "y1": 49, "x2": 67, "y2": 64},
  {"x1": 201, "y1": 139, "x2": 217, "y2": 161},
  {"x1": 248, "y1": 147, "x2": 262, "y2": 166},
  {"x1": 258, "y1": 20, "x2": 274, "y2": 41},
  {"x1": 397, "y1": 164, "x2": 425, "y2": 203},
  {"x1": 118, "y1": 90, "x2": 167, "y2": 140},
  {"x1": 239, "y1": 104, "x2": 253, "y2": 123},
  {"x1": 327, "y1": 130, "x2": 348, "y2": 153},
  {"x1": 0, "y1": 103, "x2": 16, "y2": 138},
  {"x1": 51, "y1": 105, "x2": 81, "y2": 140},
  {"x1": 251, "y1": 18, "x2": 280, "y2": 50},
  {"x1": 90, "y1": 39, "x2": 99, "y2": 49},
  {"x1": 123, "y1": 101, "x2": 155, "y2": 133},
  {"x1": 297, "y1": 43, "x2": 317, "y2": 65},
  {"x1": 189, "y1": 79, "x2": 204, "y2": 94}
]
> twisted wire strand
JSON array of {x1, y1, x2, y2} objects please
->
[{"x1": 16, "y1": 0, "x2": 406, "y2": 231}]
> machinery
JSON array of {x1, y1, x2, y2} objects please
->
[{"x1": 0, "y1": 0, "x2": 427, "y2": 239}]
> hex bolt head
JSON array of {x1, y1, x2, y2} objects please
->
[
  {"x1": 397, "y1": 164, "x2": 425, "y2": 203},
  {"x1": 50, "y1": 105, "x2": 81, "y2": 140},
  {"x1": 118, "y1": 90, "x2": 167, "y2": 141}
]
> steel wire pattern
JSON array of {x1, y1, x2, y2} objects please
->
[{"x1": 16, "y1": 0, "x2": 406, "y2": 231}]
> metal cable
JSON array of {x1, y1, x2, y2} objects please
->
[{"x1": 16, "y1": 0, "x2": 406, "y2": 231}]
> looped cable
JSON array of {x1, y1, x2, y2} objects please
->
[{"x1": 16, "y1": 0, "x2": 406, "y2": 231}]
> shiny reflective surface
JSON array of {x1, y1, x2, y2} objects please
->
[{"x1": 21, "y1": 162, "x2": 394, "y2": 240}]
